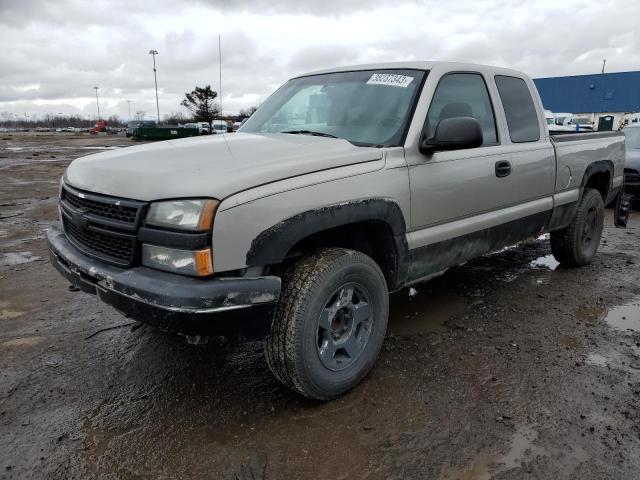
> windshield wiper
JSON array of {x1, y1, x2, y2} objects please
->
[{"x1": 281, "y1": 130, "x2": 339, "y2": 139}]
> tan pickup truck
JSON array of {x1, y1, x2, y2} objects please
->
[{"x1": 47, "y1": 61, "x2": 631, "y2": 400}]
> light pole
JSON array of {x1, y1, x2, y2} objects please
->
[
  {"x1": 149, "y1": 49, "x2": 160, "y2": 124},
  {"x1": 93, "y1": 86, "x2": 101, "y2": 120},
  {"x1": 126, "y1": 100, "x2": 132, "y2": 121}
]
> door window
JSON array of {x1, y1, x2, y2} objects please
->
[
  {"x1": 426, "y1": 73, "x2": 498, "y2": 147},
  {"x1": 495, "y1": 75, "x2": 540, "y2": 143}
]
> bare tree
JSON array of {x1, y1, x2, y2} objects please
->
[
  {"x1": 239, "y1": 106, "x2": 258, "y2": 118},
  {"x1": 134, "y1": 111, "x2": 146, "y2": 121},
  {"x1": 163, "y1": 111, "x2": 188, "y2": 125}
]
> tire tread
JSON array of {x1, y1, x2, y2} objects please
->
[
  {"x1": 264, "y1": 248, "x2": 385, "y2": 399},
  {"x1": 550, "y1": 188, "x2": 603, "y2": 266}
]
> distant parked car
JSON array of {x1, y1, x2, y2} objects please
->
[
  {"x1": 65, "y1": 127, "x2": 76, "y2": 132},
  {"x1": 624, "y1": 113, "x2": 640, "y2": 126},
  {"x1": 197, "y1": 122, "x2": 211, "y2": 134},
  {"x1": 90, "y1": 120, "x2": 108, "y2": 135},
  {"x1": 623, "y1": 124, "x2": 640, "y2": 201},
  {"x1": 566, "y1": 115, "x2": 594, "y2": 131},
  {"x1": 211, "y1": 120, "x2": 228, "y2": 134},
  {"x1": 544, "y1": 110, "x2": 574, "y2": 133},
  {"x1": 55, "y1": 128, "x2": 63, "y2": 132},
  {"x1": 126, "y1": 120, "x2": 156, "y2": 137},
  {"x1": 184, "y1": 123, "x2": 210, "y2": 135}
]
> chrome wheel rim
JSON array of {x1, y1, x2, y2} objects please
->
[{"x1": 316, "y1": 283, "x2": 373, "y2": 371}]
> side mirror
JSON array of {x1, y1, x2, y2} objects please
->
[{"x1": 419, "y1": 117, "x2": 483, "y2": 154}]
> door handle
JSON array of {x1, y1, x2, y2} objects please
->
[{"x1": 495, "y1": 160, "x2": 511, "y2": 178}]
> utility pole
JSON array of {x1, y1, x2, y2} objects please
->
[
  {"x1": 149, "y1": 50, "x2": 160, "y2": 124},
  {"x1": 93, "y1": 86, "x2": 101, "y2": 120},
  {"x1": 218, "y1": 35, "x2": 222, "y2": 118},
  {"x1": 601, "y1": 59, "x2": 606, "y2": 74},
  {"x1": 126, "y1": 100, "x2": 132, "y2": 121}
]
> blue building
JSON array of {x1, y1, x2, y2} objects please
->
[{"x1": 534, "y1": 71, "x2": 640, "y2": 129}]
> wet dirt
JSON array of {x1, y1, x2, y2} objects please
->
[{"x1": 1, "y1": 132, "x2": 640, "y2": 479}]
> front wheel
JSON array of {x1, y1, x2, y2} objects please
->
[
  {"x1": 550, "y1": 187, "x2": 604, "y2": 266},
  {"x1": 264, "y1": 248, "x2": 389, "y2": 400}
]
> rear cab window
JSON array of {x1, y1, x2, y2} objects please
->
[{"x1": 495, "y1": 75, "x2": 540, "y2": 143}]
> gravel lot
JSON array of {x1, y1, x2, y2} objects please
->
[{"x1": 1, "y1": 132, "x2": 640, "y2": 479}]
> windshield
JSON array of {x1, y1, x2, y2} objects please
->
[
  {"x1": 240, "y1": 69, "x2": 426, "y2": 147},
  {"x1": 624, "y1": 127, "x2": 640, "y2": 150}
]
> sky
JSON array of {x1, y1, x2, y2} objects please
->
[{"x1": 1, "y1": 0, "x2": 639, "y2": 122}]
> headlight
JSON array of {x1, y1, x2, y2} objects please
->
[
  {"x1": 146, "y1": 199, "x2": 219, "y2": 231},
  {"x1": 142, "y1": 244, "x2": 213, "y2": 276}
]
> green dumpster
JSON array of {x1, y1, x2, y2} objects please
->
[{"x1": 133, "y1": 127, "x2": 201, "y2": 141}]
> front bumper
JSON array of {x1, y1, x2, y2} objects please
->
[{"x1": 47, "y1": 225, "x2": 280, "y2": 340}]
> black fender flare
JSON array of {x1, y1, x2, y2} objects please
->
[
  {"x1": 245, "y1": 198, "x2": 408, "y2": 280},
  {"x1": 580, "y1": 160, "x2": 614, "y2": 202},
  {"x1": 548, "y1": 160, "x2": 615, "y2": 232}
]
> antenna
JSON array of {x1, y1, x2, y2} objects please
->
[
  {"x1": 601, "y1": 59, "x2": 606, "y2": 74},
  {"x1": 219, "y1": 34, "x2": 222, "y2": 118}
]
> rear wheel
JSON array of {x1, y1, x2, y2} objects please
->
[
  {"x1": 550, "y1": 187, "x2": 604, "y2": 266},
  {"x1": 264, "y1": 248, "x2": 388, "y2": 400}
]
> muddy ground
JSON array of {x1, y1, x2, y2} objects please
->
[{"x1": 1, "y1": 132, "x2": 640, "y2": 479}]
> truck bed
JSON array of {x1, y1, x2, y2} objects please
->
[{"x1": 550, "y1": 131, "x2": 625, "y2": 198}]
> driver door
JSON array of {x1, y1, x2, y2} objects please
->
[{"x1": 406, "y1": 72, "x2": 514, "y2": 233}]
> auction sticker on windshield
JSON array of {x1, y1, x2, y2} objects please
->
[{"x1": 367, "y1": 73, "x2": 414, "y2": 87}]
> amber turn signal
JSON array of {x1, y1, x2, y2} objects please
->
[
  {"x1": 198, "y1": 200, "x2": 219, "y2": 231},
  {"x1": 194, "y1": 248, "x2": 214, "y2": 276}
]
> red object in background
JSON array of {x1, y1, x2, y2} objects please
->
[{"x1": 90, "y1": 120, "x2": 107, "y2": 134}]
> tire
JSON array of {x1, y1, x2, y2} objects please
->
[
  {"x1": 264, "y1": 248, "x2": 389, "y2": 400},
  {"x1": 550, "y1": 187, "x2": 604, "y2": 266}
]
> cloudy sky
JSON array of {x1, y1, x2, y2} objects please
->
[{"x1": 1, "y1": 0, "x2": 639, "y2": 121}]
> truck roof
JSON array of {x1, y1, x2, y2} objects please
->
[{"x1": 298, "y1": 61, "x2": 528, "y2": 79}]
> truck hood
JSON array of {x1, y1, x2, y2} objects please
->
[{"x1": 64, "y1": 133, "x2": 383, "y2": 201}]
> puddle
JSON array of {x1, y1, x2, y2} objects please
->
[
  {"x1": 388, "y1": 287, "x2": 469, "y2": 335},
  {"x1": 586, "y1": 353, "x2": 609, "y2": 367},
  {"x1": 0, "y1": 300, "x2": 26, "y2": 320},
  {"x1": 576, "y1": 299, "x2": 640, "y2": 331},
  {"x1": 1, "y1": 336, "x2": 44, "y2": 348},
  {"x1": 499, "y1": 425, "x2": 540, "y2": 472},
  {"x1": 529, "y1": 254, "x2": 560, "y2": 270},
  {"x1": 603, "y1": 298, "x2": 640, "y2": 332},
  {"x1": 576, "y1": 305, "x2": 608, "y2": 322},
  {"x1": 0, "y1": 251, "x2": 41, "y2": 266},
  {"x1": 76, "y1": 146, "x2": 124, "y2": 150},
  {"x1": 2, "y1": 145, "x2": 124, "y2": 152},
  {"x1": 441, "y1": 425, "x2": 543, "y2": 480}
]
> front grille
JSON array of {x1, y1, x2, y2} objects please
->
[
  {"x1": 62, "y1": 187, "x2": 138, "y2": 224},
  {"x1": 60, "y1": 185, "x2": 146, "y2": 267},
  {"x1": 63, "y1": 217, "x2": 135, "y2": 264}
]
